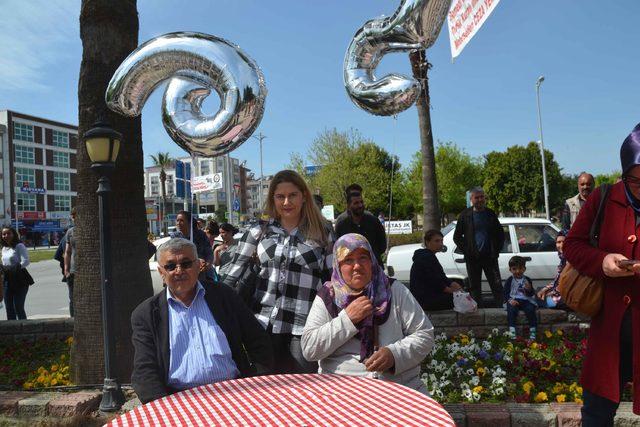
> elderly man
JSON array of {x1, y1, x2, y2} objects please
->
[
  {"x1": 131, "y1": 238, "x2": 273, "y2": 404},
  {"x1": 453, "y1": 187, "x2": 505, "y2": 308},
  {"x1": 561, "y1": 172, "x2": 595, "y2": 230}
]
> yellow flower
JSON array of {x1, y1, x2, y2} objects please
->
[
  {"x1": 51, "y1": 365, "x2": 58, "y2": 372},
  {"x1": 530, "y1": 342, "x2": 538, "y2": 349},
  {"x1": 473, "y1": 386, "x2": 484, "y2": 394},
  {"x1": 51, "y1": 379, "x2": 58, "y2": 386},
  {"x1": 522, "y1": 381, "x2": 535, "y2": 394},
  {"x1": 557, "y1": 330, "x2": 563, "y2": 336},
  {"x1": 23, "y1": 382, "x2": 33, "y2": 389},
  {"x1": 476, "y1": 367, "x2": 486, "y2": 376},
  {"x1": 556, "y1": 394, "x2": 566, "y2": 403},
  {"x1": 474, "y1": 360, "x2": 483, "y2": 368},
  {"x1": 544, "y1": 330, "x2": 553, "y2": 338},
  {"x1": 574, "y1": 398, "x2": 583, "y2": 404},
  {"x1": 534, "y1": 392, "x2": 548, "y2": 403},
  {"x1": 37, "y1": 367, "x2": 46, "y2": 374},
  {"x1": 37, "y1": 375, "x2": 45, "y2": 384},
  {"x1": 66, "y1": 337, "x2": 73, "y2": 345},
  {"x1": 552, "y1": 383, "x2": 565, "y2": 394},
  {"x1": 60, "y1": 354, "x2": 66, "y2": 361},
  {"x1": 460, "y1": 337, "x2": 469, "y2": 345}
]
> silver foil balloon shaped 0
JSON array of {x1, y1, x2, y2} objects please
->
[
  {"x1": 106, "y1": 32, "x2": 267, "y2": 157},
  {"x1": 344, "y1": 0, "x2": 451, "y2": 116}
]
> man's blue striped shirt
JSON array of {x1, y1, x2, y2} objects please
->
[{"x1": 166, "y1": 282, "x2": 239, "y2": 390}]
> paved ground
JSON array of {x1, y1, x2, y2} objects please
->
[{"x1": 1, "y1": 259, "x2": 164, "y2": 320}]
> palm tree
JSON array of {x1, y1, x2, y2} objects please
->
[
  {"x1": 74, "y1": 0, "x2": 154, "y2": 384},
  {"x1": 410, "y1": 49, "x2": 440, "y2": 230},
  {"x1": 150, "y1": 152, "x2": 173, "y2": 234}
]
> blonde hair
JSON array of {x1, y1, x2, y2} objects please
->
[{"x1": 265, "y1": 170, "x2": 329, "y2": 245}]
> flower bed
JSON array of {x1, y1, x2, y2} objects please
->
[
  {"x1": 0, "y1": 336, "x2": 72, "y2": 389},
  {"x1": 422, "y1": 327, "x2": 595, "y2": 404}
]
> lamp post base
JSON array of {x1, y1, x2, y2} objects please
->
[{"x1": 99, "y1": 378, "x2": 125, "y2": 412}]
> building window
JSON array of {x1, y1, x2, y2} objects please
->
[
  {"x1": 14, "y1": 145, "x2": 35, "y2": 164},
  {"x1": 13, "y1": 123, "x2": 34, "y2": 142},
  {"x1": 52, "y1": 130, "x2": 69, "y2": 148},
  {"x1": 52, "y1": 151, "x2": 70, "y2": 168},
  {"x1": 54, "y1": 171, "x2": 70, "y2": 191},
  {"x1": 200, "y1": 160, "x2": 210, "y2": 175},
  {"x1": 15, "y1": 167, "x2": 36, "y2": 188},
  {"x1": 166, "y1": 175, "x2": 174, "y2": 196},
  {"x1": 17, "y1": 193, "x2": 36, "y2": 211},
  {"x1": 54, "y1": 195, "x2": 72, "y2": 211},
  {"x1": 150, "y1": 176, "x2": 160, "y2": 196}
]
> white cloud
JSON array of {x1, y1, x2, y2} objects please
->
[{"x1": 0, "y1": 0, "x2": 79, "y2": 91}]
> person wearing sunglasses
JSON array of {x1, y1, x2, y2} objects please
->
[
  {"x1": 131, "y1": 238, "x2": 273, "y2": 404},
  {"x1": 564, "y1": 123, "x2": 640, "y2": 424}
]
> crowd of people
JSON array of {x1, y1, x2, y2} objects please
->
[{"x1": 1, "y1": 126, "x2": 638, "y2": 422}]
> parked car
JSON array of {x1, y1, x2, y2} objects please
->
[{"x1": 386, "y1": 218, "x2": 561, "y2": 298}]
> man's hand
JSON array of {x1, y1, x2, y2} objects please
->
[
  {"x1": 64, "y1": 268, "x2": 70, "y2": 278},
  {"x1": 509, "y1": 299, "x2": 519, "y2": 307},
  {"x1": 345, "y1": 295, "x2": 373, "y2": 324},
  {"x1": 603, "y1": 253, "x2": 635, "y2": 278},
  {"x1": 364, "y1": 347, "x2": 395, "y2": 372}
]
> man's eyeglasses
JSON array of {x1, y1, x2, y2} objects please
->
[
  {"x1": 162, "y1": 260, "x2": 195, "y2": 272},
  {"x1": 623, "y1": 175, "x2": 640, "y2": 188}
]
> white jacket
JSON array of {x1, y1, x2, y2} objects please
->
[{"x1": 301, "y1": 283, "x2": 434, "y2": 393}]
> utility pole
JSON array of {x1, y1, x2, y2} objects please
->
[
  {"x1": 252, "y1": 132, "x2": 266, "y2": 214},
  {"x1": 535, "y1": 76, "x2": 550, "y2": 221}
]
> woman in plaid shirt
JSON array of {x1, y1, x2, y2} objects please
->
[{"x1": 222, "y1": 170, "x2": 335, "y2": 373}]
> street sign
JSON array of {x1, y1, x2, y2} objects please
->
[
  {"x1": 20, "y1": 187, "x2": 46, "y2": 194},
  {"x1": 386, "y1": 220, "x2": 413, "y2": 235},
  {"x1": 192, "y1": 173, "x2": 223, "y2": 193},
  {"x1": 233, "y1": 198, "x2": 240, "y2": 212}
]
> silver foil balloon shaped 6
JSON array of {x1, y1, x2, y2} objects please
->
[
  {"x1": 344, "y1": 0, "x2": 451, "y2": 116},
  {"x1": 106, "y1": 32, "x2": 267, "y2": 157}
]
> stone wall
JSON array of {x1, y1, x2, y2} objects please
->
[
  {"x1": 0, "y1": 319, "x2": 73, "y2": 343},
  {"x1": 427, "y1": 308, "x2": 590, "y2": 338}
]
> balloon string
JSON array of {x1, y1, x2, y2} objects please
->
[
  {"x1": 190, "y1": 153, "x2": 196, "y2": 243},
  {"x1": 386, "y1": 114, "x2": 398, "y2": 250}
]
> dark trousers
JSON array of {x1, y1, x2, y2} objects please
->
[
  {"x1": 581, "y1": 309, "x2": 633, "y2": 426},
  {"x1": 270, "y1": 331, "x2": 317, "y2": 374},
  {"x1": 421, "y1": 293, "x2": 454, "y2": 311},
  {"x1": 3, "y1": 281, "x2": 28, "y2": 320},
  {"x1": 465, "y1": 257, "x2": 503, "y2": 307},
  {"x1": 506, "y1": 300, "x2": 537, "y2": 328},
  {"x1": 67, "y1": 274, "x2": 74, "y2": 317}
]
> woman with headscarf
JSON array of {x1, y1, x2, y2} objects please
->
[
  {"x1": 564, "y1": 123, "x2": 640, "y2": 423},
  {"x1": 301, "y1": 233, "x2": 434, "y2": 393},
  {"x1": 536, "y1": 230, "x2": 567, "y2": 308}
]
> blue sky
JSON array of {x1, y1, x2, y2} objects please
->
[{"x1": 1, "y1": 0, "x2": 639, "y2": 177}]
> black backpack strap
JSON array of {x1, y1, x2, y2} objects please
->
[{"x1": 589, "y1": 184, "x2": 611, "y2": 247}]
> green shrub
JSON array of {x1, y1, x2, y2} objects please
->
[{"x1": 388, "y1": 232, "x2": 422, "y2": 249}]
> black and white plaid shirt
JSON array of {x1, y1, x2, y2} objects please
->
[{"x1": 222, "y1": 219, "x2": 335, "y2": 335}]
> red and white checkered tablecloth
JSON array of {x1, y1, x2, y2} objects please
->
[{"x1": 108, "y1": 374, "x2": 454, "y2": 426}]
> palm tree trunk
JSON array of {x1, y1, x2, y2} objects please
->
[
  {"x1": 160, "y1": 173, "x2": 167, "y2": 234},
  {"x1": 76, "y1": 0, "x2": 153, "y2": 384},
  {"x1": 410, "y1": 49, "x2": 440, "y2": 231}
]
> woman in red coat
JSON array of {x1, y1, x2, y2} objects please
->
[{"x1": 564, "y1": 124, "x2": 640, "y2": 425}]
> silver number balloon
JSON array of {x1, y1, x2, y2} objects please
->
[
  {"x1": 344, "y1": 0, "x2": 451, "y2": 116},
  {"x1": 106, "y1": 32, "x2": 267, "y2": 157}
]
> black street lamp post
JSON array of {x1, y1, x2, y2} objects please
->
[{"x1": 84, "y1": 120, "x2": 125, "y2": 412}]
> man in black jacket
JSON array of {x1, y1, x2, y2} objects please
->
[
  {"x1": 131, "y1": 238, "x2": 273, "y2": 404},
  {"x1": 453, "y1": 187, "x2": 505, "y2": 307},
  {"x1": 335, "y1": 184, "x2": 387, "y2": 265}
]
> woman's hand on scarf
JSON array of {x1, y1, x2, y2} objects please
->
[
  {"x1": 345, "y1": 295, "x2": 373, "y2": 324},
  {"x1": 364, "y1": 347, "x2": 395, "y2": 373},
  {"x1": 602, "y1": 253, "x2": 635, "y2": 277}
]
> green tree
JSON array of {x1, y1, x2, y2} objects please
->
[
  {"x1": 594, "y1": 171, "x2": 621, "y2": 186},
  {"x1": 404, "y1": 142, "x2": 483, "y2": 221},
  {"x1": 75, "y1": 0, "x2": 154, "y2": 384},
  {"x1": 149, "y1": 152, "x2": 173, "y2": 234},
  {"x1": 483, "y1": 142, "x2": 563, "y2": 215},
  {"x1": 293, "y1": 129, "x2": 401, "y2": 217}
]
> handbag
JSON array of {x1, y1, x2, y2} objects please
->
[
  {"x1": 558, "y1": 184, "x2": 610, "y2": 317},
  {"x1": 17, "y1": 268, "x2": 35, "y2": 286}
]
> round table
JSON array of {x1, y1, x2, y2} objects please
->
[{"x1": 108, "y1": 374, "x2": 454, "y2": 426}]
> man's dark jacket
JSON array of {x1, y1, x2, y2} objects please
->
[
  {"x1": 131, "y1": 283, "x2": 274, "y2": 404},
  {"x1": 453, "y1": 207, "x2": 504, "y2": 260},
  {"x1": 334, "y1": 210, "x2": 387, "y2": 264}
]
